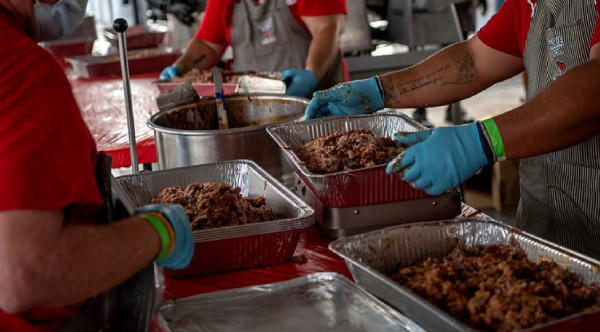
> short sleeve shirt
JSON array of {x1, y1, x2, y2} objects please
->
[
  {"x1": 477, "y1": 0, "x2": 600, "y2": 58},
  {"x1": 195, "y1": 0, "x2": 347, "y2": 46},
  {"x1": 0, "y1": 13, "x2": 103, "y2": 331}
]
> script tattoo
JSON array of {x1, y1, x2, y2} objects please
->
[{"x1": 443, "y1": 50, "x2": 479, "y2": 86}]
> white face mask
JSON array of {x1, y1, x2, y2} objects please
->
[{"x1": 34, "y1": 0, "x2": 89, "y2": 42}]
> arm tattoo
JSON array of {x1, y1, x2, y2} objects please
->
[
  {"x1": 381, "y1": 76, "x2": 401, "y2": 105},
  {"x1": 442, "y1": 50, "x2": 479, "y2": 86},
  {"x1": 193, "y1": 54, "x2": 207, "y2": 65},
  {"x1": 383, "y1": 49, "x2": 479, "y2": 104}
]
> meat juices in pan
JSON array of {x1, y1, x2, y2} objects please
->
[
  {"x1": 389, "y1": 244, "x2": 600, "y2": 332},
  {"x1": 151, "y1": 182, "x2": 275, "y2": 230},
  {"x1": 296, "y1": 129, "x2": 405, "y2": 174}
]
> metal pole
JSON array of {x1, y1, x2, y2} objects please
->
[{"x1": 114, "y1": 18, "x2": 139, "y2": 174}]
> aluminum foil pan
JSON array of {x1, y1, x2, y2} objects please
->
[
  {"x1": 329, "y1": 219, "x2": 600, "y2": 332},
  {"x1": 266, "y1": 114, "x2": 430, "y2": 208},
  {"x1": 157, "y1": 272, "x2": 425, "y2": 332},
  {"x1": 115, "y1": 160, "x2": 314, "y2": 277}
]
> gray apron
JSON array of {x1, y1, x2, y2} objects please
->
[
  {"x1": 517, "y1": 0, "x2": 600, "y2": 259},
  {"x1": 230, "y1": 0, "x2": 345, "y2": 91}
]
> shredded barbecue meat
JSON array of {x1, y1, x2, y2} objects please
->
[
  {"x1": 150, "y1": 182, "x2": 275, "y2": 230},
  {"x1": 296, "y1": 129, "x2": 404, "y2": 174},
  {"x1": 388, "y1": 245, "x2": 600, "y2": 331}
]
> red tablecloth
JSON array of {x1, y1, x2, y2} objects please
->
[
  {"x1": 164, "y1": 204, "x2": 483, "y2": 300},
  {"x1": 69, "y1": 71, "x2": 160, "y2": 168}
]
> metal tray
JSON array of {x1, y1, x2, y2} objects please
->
[
  {"x1": 115, "y1": 160, "x2": 314, "y2": 277},
  {"x1": 329, "y1": 219, "x2": 600, "y2": 332},
  {"x1": 266, "y1": 113, "x2": 430, "y2": 208},
  {"x1": 67, "y1": 48, "x2": 180, "y2": 78},
  {"x1": 155, "y1": 82, "x2": 238, "y2": 96},
  {"x1": 157, "y1": 272, "x2": 425, "y2": 332},
  {"x1": 104, "y1": 25, "x2": 165, "y2": 50},
  {"x1": 293, "y1": 174, "x2": 461, "y2": 238}
]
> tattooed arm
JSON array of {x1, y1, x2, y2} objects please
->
[
  {"x1": 174, "y1": 38, "x2": 227, "y2": 73},
  {"x1": 380, "y1": 36, "x2": 523, "y2": 108}
]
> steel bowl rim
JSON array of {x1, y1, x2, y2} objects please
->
[{"x1": 147, "y1": 94, "x2": 309, "y2": 136}]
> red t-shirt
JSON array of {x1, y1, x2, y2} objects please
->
[
  {"x1": 0, "y1": 13, "x2": 103, "y2": 332},
  {"x1": 195, "y1": 0, "x2": 347, "y2": 46},
  {"x1": 478, "y1": 0, "x2": 600, "y2": 58}
]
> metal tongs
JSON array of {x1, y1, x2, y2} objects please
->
[
  {"x1": 114, "y1": 18, "x2": 139, "y2": 174},
  {"x1": 211, "y1": 67, "x2": 230, "y2": 129}
]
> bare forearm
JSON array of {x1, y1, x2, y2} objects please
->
[
  {"x1": 175, "y1": 38, "x2": 223, "y2": 73},
  {"x1": 379, "y1": 41, "x2": 491, "y2": 108},
  {"x1": 0, "y1": 211, "x2": 160, "y2": 312},
  {"x1": 305, "y1": 30, "x2": 340, "y2": 81},
  {"x1": 495, "y1": 59, "x2": 600, "y2": 159}
]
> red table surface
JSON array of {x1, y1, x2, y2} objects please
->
[
  {"x1": 164, "y1": 204, "x2": 483, "y2": 300},
  {"x1": 69, "y1": 71, "x2": 160, "y2": 168}
]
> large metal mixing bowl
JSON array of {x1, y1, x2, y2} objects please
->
[{"x1": 148, "y1": 94, "x2": 308, "y2": 185}]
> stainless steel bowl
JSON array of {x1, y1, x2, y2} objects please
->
[{"x1": 148, "y1": 94, "x2": 308, "y2": 185}]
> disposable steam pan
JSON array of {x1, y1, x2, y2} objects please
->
[
  {"x1": 267, "y1": 113, "x2": 430, "y2": 208},
  {"x1": 158, "y1": 272, "x2": 425, "y2": 332},
  {"x1": 329, "y1": 219, "x2": 600, "y2": 332},
  {"x1": 115, "y1": 160, "x2": 314, "y2": 277}
]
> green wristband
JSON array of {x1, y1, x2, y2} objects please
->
[
  {"x1": 173, "y1": 64, "x2": 184, "y2": 75},
  {"x1": 142, "y1": 213, "x2": 171, "y2": 260},
  {"x1": 482, "y1": 118, "x2": 507, "y2": 161}
]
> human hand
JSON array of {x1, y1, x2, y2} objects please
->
[
  {"x1": 160, "y1": 64, "x2": 184, "y2": 80},
  {"x1": 385, "y1": 122, "x2": 489, "y2": 195},
  {"x1": 136, "y1": 204, "x2": 193, "y2": 270},
  {"x1": 169, "y1": 0, "x2": 199, "y2": 26},
  {"x1": 281, "y1": 68, "x2": 318, "y2": 98},
  {"x1": 304, "y1": 77, "x2": 385, "y2": 120}
]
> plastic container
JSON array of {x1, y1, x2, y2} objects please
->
[
  {"x1": 330, "y1": 219, "x2": 600, "y2": 332},
  {"x1": 267, "y1": 113, "x2": 430, "y2": 208},
  {"x1": 67, "y1": 48, "x2": 180, "y2": 78},
  {"x1": 115, "y1": 160, "x2": 314, "y2": 278},
  {"x1": 158, "y1": 273, "x2": 425, "y2": 332}
]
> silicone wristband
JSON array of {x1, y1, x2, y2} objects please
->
[
  {"x1": 173, "y1": 64, "x2": 184, "y2": 75},
  {"x1": 482, "y1": 118, "x2": 507, "y2": 161},
  {"x1": 146, "y1": 212, "x2": 175, "y2": 255},
  {"x1": 142, "y1": 213, "x2": 171, "y2": 260}
]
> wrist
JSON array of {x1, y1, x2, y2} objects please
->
[
  {"x1": 140, "y1": 213, "x2": 173, "y2": 260},
  {"x1": 369, "y1": 77, "x2": 386, "y2": 111},
  {"x1": 481, "y1": 118, "x2": 507, "y2": 162}
]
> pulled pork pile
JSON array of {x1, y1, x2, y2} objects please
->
[
  {"x1": 389, "y1": 245, "x2": 600, "y2": 331},
  {"x1": 296, "y1": 129, "x2": 404, "y2": 174},
  {"x1": 151, "y1": 182, "x2": 275, "y2": 230}
]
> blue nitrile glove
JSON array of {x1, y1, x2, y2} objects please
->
[
  {"x1": 160, "y1": 64, "x2": 184, "y2": 80},
  {"x1": 135, "y1": 204, "x2": 193, "y2": 270},
  {"x1": 385, "y1": 122, "x2": 491, "y2": 196},
  {"x1": 304, "y1": 77, "x2": 385, "y2": 120},
  {"x1": 281, "y1": 68, "x2": 318, "y2": 98}
]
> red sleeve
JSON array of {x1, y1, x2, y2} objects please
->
[
  {"x1": 477, "y1": 0, "x2": 530, "y2": 58},
  {"x1": 296, "y1": 0, "x2": 347, "y2": 16},
  {"x1": 194, "y1": 0, "x2": 232, "y2": 45},
  {"x1": 590, "y1": 0, "x2": 600, "y2": 48},
  {"x1": 0, "y1": 19, "x2": 103, "y2": 212}
]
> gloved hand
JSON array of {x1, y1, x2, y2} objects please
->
[
  {"x1": 281, "y1": 68, "x2": 318, "y2": 98},
  {"x1": 304, "y1": 77, "x2": 385, "y2": 120},
  {"x1": 169, "y1": 0, "x2": 199, "y2": 26},
  {"x1": 160, "y1": 64, "x2": 183, "y2": 80},
  {"x1": 135, "y1": 204, "x2": 193, "y2": 270},
  {"x1": 385, "y1": 122, "x2": 490, "y2": 196}
]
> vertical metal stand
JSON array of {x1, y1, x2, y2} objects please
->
[{"x1": 114, "y1": 18, "x2": 139, "y2": 175}]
